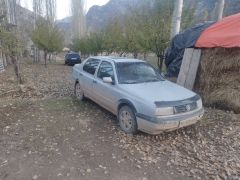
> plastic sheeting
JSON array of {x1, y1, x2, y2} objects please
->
[
  {"x1": 196, "y1": 13, "x2": 240, "y2": 48},
  {"x1": 165, "y1": 22, "x2": 214, "y2": 77}
]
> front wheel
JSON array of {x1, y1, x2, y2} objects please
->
[
  {"x1": 74, "y1": 82, "x2": 84, "y2": 100},
  {"x1": 118, "y1": 106, "x2": 138, "y2": 134}
]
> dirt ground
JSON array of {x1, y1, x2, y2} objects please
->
[{"x1": 0, "y1": 62, "x2": 239, "y2": 180}]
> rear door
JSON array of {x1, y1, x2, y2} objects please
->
[
  {"x1": 92, "y1": 61, "x2": 118, "y2": 114},
  {"x1": 81, "y1": 58, "x2": 101, "y2": 99}
]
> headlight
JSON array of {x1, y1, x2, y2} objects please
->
[
  {"x1": 197, "y1": 99, "x2": 203, "y2": 108},
  {"x1": 155, "y1": 107, "x2": 174, "y2": 116}
]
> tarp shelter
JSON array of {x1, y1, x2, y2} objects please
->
[
  {"x1": 165, "y1": 22, "x2": 214, "y2": 77},
  {"x1": 196, "y1": 13, "x2": 240, "y2": 48},
  {"x1": 165, "y1": 13, "x2": 240, "y2": 77}
]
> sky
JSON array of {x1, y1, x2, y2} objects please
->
[{"x1": 20, "y1": 0, "x2": 110, "y2": 20}]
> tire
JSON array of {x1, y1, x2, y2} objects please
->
[
  {"x1": 118, "y1": 106, "x2": 138, "y2": 134},
  {"x1": 74, "y1": 82, "x2": 84, "y2": 100}
]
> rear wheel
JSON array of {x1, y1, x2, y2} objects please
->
[
  {"x1": 118, "y1": 106, "x2": 138, "y2": 134},
  {"x1": 74, "y1": 82, "x2": 84, "y2": 100}
]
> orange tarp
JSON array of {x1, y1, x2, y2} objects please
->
[{"x1": 196, "y1": 13, "x2": 240, "y2": 48}]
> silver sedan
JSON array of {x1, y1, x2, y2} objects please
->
[{"x1": 72, "y1": 56, "x2": 204, "y2": 135}]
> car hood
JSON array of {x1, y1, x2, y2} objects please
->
[{"x1": 119, "y1": 80, "x2": 196, "y2": 103}]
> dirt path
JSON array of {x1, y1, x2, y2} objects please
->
[
  {"x1": 0, "y1": 98, "x2": 189, "y2": 180},
  {"x1": 0, "y1": 63, "x2": 239, "y2": 180}
]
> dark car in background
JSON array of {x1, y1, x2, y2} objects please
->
[{"x1": 65, "y1": 52, "x2": 81, "y2": 65}]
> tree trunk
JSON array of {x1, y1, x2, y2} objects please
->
[
  {"x1": 133, "y1": 52, "x2": 138, "y2": 59},
  {"x1": 48, "y1": 54, "x2": 51, "y2": 62},
  {"x1": 3, "y1": 53, "x2": 7, "y2": 67},
  {"x1": 119, "y1": 52, "x2": 125, "y2": 57},
  {"x1": 44, "y1": 51, "x2": 47, "y2": 68},
  {"x1": 157, "y1": 56, "x2": 164, "y2": 72},
  {"x1": 11, "y1": 55, "x2": 23, "y2": 84},
  {"x1": 33, "y1": 47, "x2": 37, "y2": 62},
  {"x1": 170, "y1": 0, "x2": 183, "y2": 39},
  {"x1": 157, "y1": 51, "x2": 165, "y2": 72},
  {"x1": 38, "y1": 49, "x2": 41, "y2": 62},
  {"x1": 0, "y1": 51, "x2": 4, "y2": 73},
  {"x1": 217, "y1": 0, "x2": 225, "y2": 21},
  {"x1": 143, "y1": 53, "x2": 147, "y2": 60}
]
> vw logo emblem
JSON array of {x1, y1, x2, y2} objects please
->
[{"x1": 186, "y1": 105, "x2": 191, "y2": 111}]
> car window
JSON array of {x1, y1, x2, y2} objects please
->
[
  {"x1": 97, "y1": 61, "x2": 114, "y2": 80},
  {"x1": 69, "y1": 53, "x2": 80, "y2": 58},
  {"x1": 83, "y1": 59, "x2": 100, "y2": 75}
]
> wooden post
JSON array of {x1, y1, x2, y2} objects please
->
[{"x1": 177, "y1": 48, "x2": 201, "y2": 90}]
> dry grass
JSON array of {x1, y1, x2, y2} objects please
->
[{"x1": 195, "y1": 48, "x2": 240, "y2": 113}]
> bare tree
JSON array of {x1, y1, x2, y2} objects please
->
[
  {"x1": 0, "y1": 0, "x2": 23, "y2": 83},
  {"x1": 32, "y1": 0, "x2": 43, "y2": 62},
  {"x1": 45, "y1": 0, "x2": 56, "y2": 23},
  {"x1": 71, "y1": 0, "x2": 86, "y2": 39},
  {"x1": 170, "y1": 0, "x2": 183, "y2": 39},
  {"x1": 217, "y1": 0, "x2": 225, "y2": 20},
  {"x1": 32, "y1": 0, "x2": 56, "y2": 62}
]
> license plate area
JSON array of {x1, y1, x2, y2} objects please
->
[{"x1": 179, "y1": 117, "x2": 198, "y2": 128}]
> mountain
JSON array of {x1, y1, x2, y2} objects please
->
[
  {"x1": 56, "y1": 0, "x2": 240, "y2": 43},
  {"x1": 86, "y1": 0, "x2": 144, "y2": 32},
  {"x1": 56, "y1": 17, "x2": 72, "y2": 45},
  {"x1": 85, "y1": 0, "x2": 240, "y2": 32}
]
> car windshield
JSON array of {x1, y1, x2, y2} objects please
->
[{"x1": 116, "y1": 62, "x2": 163, "y2": 84}]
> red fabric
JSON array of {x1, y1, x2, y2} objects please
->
[{"x1": 196, "y1": 13, "x2": 240, "y2": 48}]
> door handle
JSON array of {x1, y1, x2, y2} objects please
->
[{"x1": 93, "y1": 80, "x2": 97, "y2": 84}]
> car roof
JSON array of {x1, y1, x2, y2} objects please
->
[
  {"x1": 91, "y1": 56, "x2": 145, "y2": 63},
  {"x1": 67, "y1": 52, "x2": 80, "y2": 55}
]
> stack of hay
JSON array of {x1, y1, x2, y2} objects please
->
[{"x1": 195, "y1": 48, "x2": 240, "y2": 113}]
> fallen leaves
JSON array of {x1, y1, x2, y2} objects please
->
[
  {"x1": 0, "y1": 63, "x2": 239, "y2": 179},
  {"x1": 114, "y1": 109, "x2": 240, "y2": 179}
]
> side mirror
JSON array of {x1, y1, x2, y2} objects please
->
[{"x1": 103, "y1": 77, "x2": 113, "y2": 84}]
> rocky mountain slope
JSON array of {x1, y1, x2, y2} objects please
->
[
  {"x1": 84, "y1": 0, "x2": 240, "y2": 31},
  {"x1": 86, "y1": 0, "x2": 144, "y2": 31},
  {"x1": 56, "y1": 0, "x2": 240, "y2": 41}
]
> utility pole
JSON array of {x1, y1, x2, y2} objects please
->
[
  {"x1": 170, "y1": 0, "x2": 183, "y2": 39},
  {"x1": 217, "y1": 0, "x2": 225, "y2": 21}
]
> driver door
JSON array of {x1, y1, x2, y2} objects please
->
[{"x1": 92, "y1": 61, "x2": 118, "y2": 114}]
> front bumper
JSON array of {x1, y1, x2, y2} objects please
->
[{"x1": 136, "y1": 108, "x2": 204, "y2": 135}]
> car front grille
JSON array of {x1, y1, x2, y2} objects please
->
[{"x1": 174, "y1": 102, "x2": 197, "y2": 114}]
